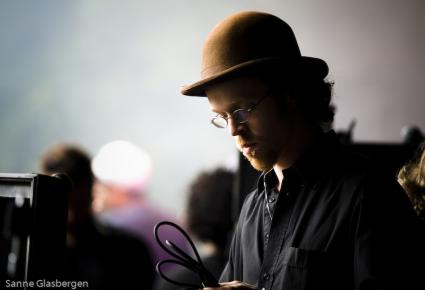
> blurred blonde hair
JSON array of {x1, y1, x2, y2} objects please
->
[{"x1": 398, "y1": 142, "x2": 425, "y2": 220}]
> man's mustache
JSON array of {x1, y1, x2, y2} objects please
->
[{"x1": 236, "y1": 135, "x2": 256, "y2": 149}]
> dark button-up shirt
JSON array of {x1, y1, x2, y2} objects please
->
[{"x1": 220, "y1": 131, "x2": 423, "y2": 290}]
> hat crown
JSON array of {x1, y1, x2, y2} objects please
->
[
  {"x1": 181, "y1": 11, "x2": 328, "y2": 96},
  {"x1": 201, "y1": 11, "x2": 301, "y2": 78}
]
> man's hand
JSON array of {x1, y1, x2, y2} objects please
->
[{"x1": 203, "y1": 281, "x2": 260, "y2": 290}]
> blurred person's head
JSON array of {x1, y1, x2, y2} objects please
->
[
  {"x1": 91, "y1": 140, "x2": 152, "y2": 213},
  {"x1": 39, "y1": 143, "x2": 94, "y2": 232},
  {"x1": 398, "y1": 141, "x2": 425, "y2": 220},
  {"x1": 185, "y1": 168, "x2": 234, "y2": 254}
]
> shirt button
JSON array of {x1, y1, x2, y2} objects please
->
[{"x1": 263, "y1": 273, "x2": 270, "y2": 280}]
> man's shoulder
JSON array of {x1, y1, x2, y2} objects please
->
[
  {"x1": 329, "y1": 145, "x2": 381, "y2": 180},
  {"x1": 329, "y1": 146, "x2": 408, "y2": 202}
]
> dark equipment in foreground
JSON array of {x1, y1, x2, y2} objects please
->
[{"x1": 0, "y1": 173, "x2": 70, "y2": 285}]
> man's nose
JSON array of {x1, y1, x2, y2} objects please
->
[{"x1": 228, "y1": 118, "x2": 243, "y2": 136}]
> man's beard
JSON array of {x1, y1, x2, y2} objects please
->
[
  {"x1": 245, "y1": 145, "x2": 278, "y2": 171},
  {"x1": 237, "y1": 136, "x2": 278, "y2": 172}
]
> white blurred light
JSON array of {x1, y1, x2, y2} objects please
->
[{"x1": 91, "y1": 140, "x2": 152, "y2": 193}]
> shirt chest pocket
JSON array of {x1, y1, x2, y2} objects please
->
[{"x1": 277, "y1": 247, "x2": 331, "y2": 290}]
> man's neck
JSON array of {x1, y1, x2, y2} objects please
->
[{"x1": 273, "y1": 126, "x2": 320, "y2": 191}]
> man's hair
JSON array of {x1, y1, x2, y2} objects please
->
[
  {"x1": 398, "y1": 141, "x2": 425, "y2": 220},
  {"x1": 264, "y1": 70, "x2": 335, "y2": 126},
  {"x1": 39, "y1": 143, "x2": 94, "y2": 188},
  {"x1": 287, "y1": 76, "x2": 335, "y2": 125},
  {"x1": 232, "y1": 63, "x2": 335, "y2": 126},
  {"x1": 186, "y1": 168, "x2": 234, "y2": 250}
]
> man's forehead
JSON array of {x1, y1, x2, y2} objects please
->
[
  {"x1": 207, "y1": 91, "x2": 255, "y2": 113},
  {"x1": 207, "y1": 98, "x2": 239, "y2": 113},
  {"x1": 206, "y1": 90, "x2": 245, "y2": 106}
]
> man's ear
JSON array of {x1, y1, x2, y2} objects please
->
[
  {"x1": 281, "y1": 84, "x2": 300, "y2": 111},
  {"x1": 285, "y1": 93, "x2": 298, "y2": 109},
  {"x1": 286, "y1": 77, "x2": 310, "y2": 115},
  {"x1": 273, "y1": 92, "x2": 298, "y2": 120}
]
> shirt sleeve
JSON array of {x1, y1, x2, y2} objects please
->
[
  {"x1": 219, "y1": 189, "x2": 258, "y2": 283},
  {"x1": 219, "y1": 216, "x2": 240, "y2": 282}
]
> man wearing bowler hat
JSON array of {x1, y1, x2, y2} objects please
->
[{"x1": 181, "y1": 11, "x2": 422, "y2": 290}]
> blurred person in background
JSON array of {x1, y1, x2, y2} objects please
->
[
  {"x1": 39, "y1": 143, "x2": 154, "y2": 290},
  {"x1": 397, "y1": 142, "x2": 425, "y2": 287},
  {"x1": 91, "y1": 140, "x2": 188, "y2": 267},
  {"x1": 154, "y1": 167, "x2": 235, "y2": 290},
  {"x1": 398, "y1": 141, "x2": 425, "y2": 221}
]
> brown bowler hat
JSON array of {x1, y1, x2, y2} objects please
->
[{"x1": 181, "y1": 11, "x2": 328, "y2": 96}]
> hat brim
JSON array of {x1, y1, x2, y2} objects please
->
[{"x1": 181, "y1": 56, "x2": 328, "y2": 97}]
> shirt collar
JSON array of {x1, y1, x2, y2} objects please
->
[{"x1": 257, "y1": 130, "x2": 340, "y2": 193}]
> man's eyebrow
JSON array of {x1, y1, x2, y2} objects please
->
[{"x1": 210, "y1": 101, "x2": 243, "y2": 114}]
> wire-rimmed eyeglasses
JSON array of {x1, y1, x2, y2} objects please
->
[{"x1": 211, "y1": 93, "x2": 270, "y2": 129}]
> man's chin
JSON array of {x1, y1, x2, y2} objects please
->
[{"x1": 246, "y1": 155, "x2": 274, "y2": 172}]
